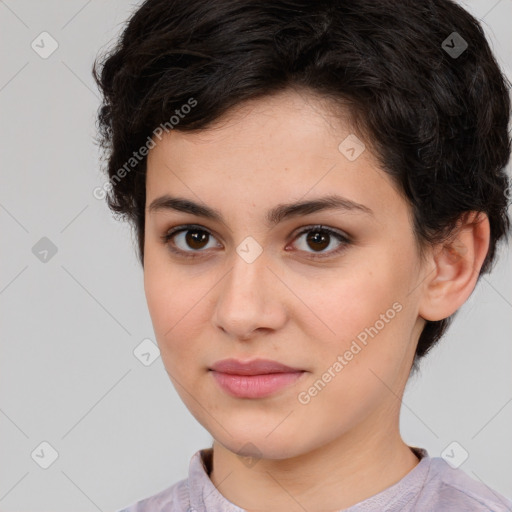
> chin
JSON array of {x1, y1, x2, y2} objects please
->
[{"x1": 213, "y1": 430, "x2": 310, "y2": 461}]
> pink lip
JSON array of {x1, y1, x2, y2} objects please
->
[
  {"x1": 210, "y1": 358, "x2": 303, "y2": 375},
  {"x1": 209, "y1": 358, "x2": 305, "y2": 398}
]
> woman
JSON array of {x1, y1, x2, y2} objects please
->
[{"x1": 93, "y1": 0, "x2": 512, "y2": 510}]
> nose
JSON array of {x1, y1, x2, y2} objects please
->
[{"x1": 211, "y1": 249, "x2": 288, "y2": 341}]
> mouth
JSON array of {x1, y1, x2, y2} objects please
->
[
  {"x1": 209, "y1": 358, "x2": 306, "y2": 398},
  {"x1": 209, "y1": 357, "x2": 304, "y2": 375}
]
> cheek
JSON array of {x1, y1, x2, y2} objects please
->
[
  {"x1": 298, "y1": 247, "x2": 417, "y2": 363},
  {"x1": 144, "y1": 254, "x2": 171, "y2": 330},
  {"x1": 302, "y1": 263, "x2": 397, "y2": 338},
  {"x1": 144, "y1": 254, "x2": 185, "y2": 343},
  {"x1": 143, "y1": 256, "x2": 212, "y2": 363}
]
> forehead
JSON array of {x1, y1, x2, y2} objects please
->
[{"x1": 145, "y1": 89, "x2": 403, "y2": 222}]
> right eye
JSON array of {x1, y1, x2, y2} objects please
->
[{"x1": 161, "y1": 225, "x2": 221, "y2": 259}]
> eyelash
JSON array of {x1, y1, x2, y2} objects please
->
[{"x1": 160, "y1": 224, "x2": 351, "y2": 260}]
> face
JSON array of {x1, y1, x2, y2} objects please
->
[{"x1": 143, "y1": 89, "x2": 428, "y2": 460}]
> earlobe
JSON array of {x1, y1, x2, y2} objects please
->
[{"x1": 418, "y1": 212, "x2": 490, "y2": 322}]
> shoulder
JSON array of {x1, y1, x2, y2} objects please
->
[
  {"x1": 419, "y1": 458, "x2": 512, "y2": 512},
  {"x1": 115, "y1": 477, "x2": 188, "y2": 512}
]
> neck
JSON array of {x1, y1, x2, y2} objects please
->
[{"x1": 209, "y1": 425, "x2": 420, "y2": 511}]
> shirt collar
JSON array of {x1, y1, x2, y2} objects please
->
[
  {"x1": 186, "y1": 446, "x2": 431, "y2": 512},
  {"x1": 188, "y1": 447, "x2": 245, "y2": 512}
]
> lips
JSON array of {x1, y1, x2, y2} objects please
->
[
  {"x1": 209, "y1": 358, "x2": 303, "y2": 376},
  {"x1": 209, "y1": 358, "x2": 306, "y2": 399}
]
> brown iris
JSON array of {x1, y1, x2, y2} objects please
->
[
  {"x1": 306, "y1": 230, "x2": 330, "y2": 252},
  {"x1": 185, "y1": 229, "x2": 209, "y2": 250}
]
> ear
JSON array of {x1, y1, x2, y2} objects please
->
[{"x1": 418, "y1": 211, "x2": 490, "y2": 322}]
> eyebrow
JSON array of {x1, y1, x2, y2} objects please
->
[{"x1": 148, "y1": 194, "x2": 374, "y2": 227}]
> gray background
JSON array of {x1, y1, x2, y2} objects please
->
[{"x1": 0, "y1": 1, "x2": 511, "y2": 510}]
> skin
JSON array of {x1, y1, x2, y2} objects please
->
[{"x1": 143, "y1": 88, "x2": 490, "y2": 511}]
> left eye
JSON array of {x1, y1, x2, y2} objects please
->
[
  {"x1": 291, "y1": 225, "x2": 350, "y2": 258},
  {"x1": 161, "y1": 224, "x2": 350, "y2": 259}
]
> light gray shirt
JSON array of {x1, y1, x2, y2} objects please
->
[{"x1": 117, "y1": 446, "x2": 512, "y2": 511}]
